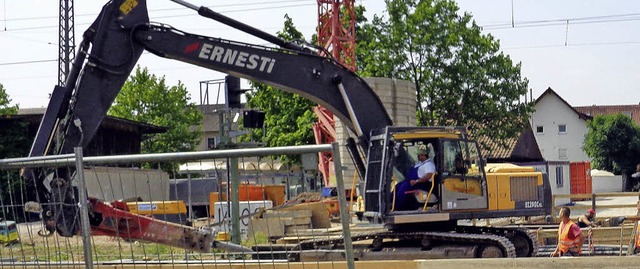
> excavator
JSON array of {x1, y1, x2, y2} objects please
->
[{"x1": 23, "y1": 0, "x2": 552, "y2": 260}]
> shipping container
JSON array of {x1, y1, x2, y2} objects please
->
[{"x1": 570, "y1": 162, "x2": 592, "y2": 200}]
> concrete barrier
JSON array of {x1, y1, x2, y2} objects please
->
[{"x1": 10, "y1": 257, "x2": 640, "y2": 269}]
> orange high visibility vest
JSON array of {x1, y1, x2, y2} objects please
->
[
  {"x1": 558, "y1": 220, "x2": 581, "y2": 254},
  {"x1": 635, "y1": 221, "x2": 640, "y2": 249}
]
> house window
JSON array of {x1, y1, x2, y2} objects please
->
[
  {"x1": 536, "y1": 126, "x2": 544, "y2": 134},
  {"x1": 558, "y1": 124, "x2": 567, "y2": 134},
  {"x1": 622, "y1": 111, "x2": 632, "y2": 118},
  {"x1": 555, "y1": 166, "x2": 564, "y2": 187},
  {"x1": 558, "y1": 148, "x2": 568, "y2": 160},
  {"x1": 207, "y1": 137, "x2": 217, "y2": 149}
]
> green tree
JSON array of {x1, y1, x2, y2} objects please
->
[
  {"x1": 0, "y1": 84, "x2": 29, "y2": 222},
  {"x1": 108, "y1": 67, "x2": 203, "y2": 155},
  {"x1": 242, "y1": 15, "x2": 317, "y2": 163},
  {"x1": 583, "y1": 114, "x2": 640, "y2": 187},
  {"x1": 0, "y1": 83, "x2": 26, "y2": 159},
  {"x1": 356, "y1": 0, "x2": 534, "y2": 150},
  {"x1": 0, "y1": 83, "x2": 18, "y2": 115}
]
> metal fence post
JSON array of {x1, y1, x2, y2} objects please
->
[
  {"x1": 74, "y1": 147, "x2": 93, "y2": 269},
  {"x1": 229, "y1": 157, "x2": 241, "y2": 245},
  {"x1": 331, "y1": 142, "x2": 355, "y2": 269}
]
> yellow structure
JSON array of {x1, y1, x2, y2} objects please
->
[
  {"x1": 126, "y1": 201, "x2": 187, "y2": 215},
  {"x1": 0, "y1": 220, "x2": 18, "y2": 244}
]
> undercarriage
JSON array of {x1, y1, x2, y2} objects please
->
[{"x1": 289, "y1": 226, "x2": 537, "y2": 261}]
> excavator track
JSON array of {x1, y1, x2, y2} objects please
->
[
  {"x1": 455, "y1": 226, "x2": 539, "y2": 257},
  {"x1": 289, "y1": 230, "x2": 516, "y2": 261}
]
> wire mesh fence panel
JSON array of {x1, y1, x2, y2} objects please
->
[{"x1": 0, "y1": 144, "x2": 355, "y2": 269}]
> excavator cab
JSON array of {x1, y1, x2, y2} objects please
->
[
  {"x1": 313, "y1": 125, "x2": 548, "y2": 259},
  {"x1": 362, "y1": 126, "x2": 489, "y2": 225}
]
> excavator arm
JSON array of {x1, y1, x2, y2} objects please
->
[
  {"x1": 26, "y1": 0, "x2": 392, "y2": 250},
  {"x1": 137, "y1": 23, "x2": 392, "y2": 136}
]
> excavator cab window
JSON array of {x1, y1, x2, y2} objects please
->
[
  {"x1": 442, "y1": 141, "x2": 466, "y2": 177},
  {"x1": 392, "y1": 140, "x2": 436, "y2": 183},
  {"x1": 463, "y1": 140, "x2": 485, "y2": 177},
  {"x1": 439, "y1": 139, "x2": 488, "y2": 211},
  {"x1": 441, "y1": 140, "x2": 483, "y2": 179}
]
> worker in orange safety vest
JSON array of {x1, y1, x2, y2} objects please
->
[
  {"x1": 635, "y1": 221, "x2": 640, "y2": 254},
  {"x1": 551, "y1": 206, "x2": 584, "y2": 257},
  {"x1": 635, "y1": 201, "x2": 640, "y2": 254}
]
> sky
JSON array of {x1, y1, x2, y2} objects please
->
[{"x1": 0, "y1": 0, "x2": 639, "y2": 109}]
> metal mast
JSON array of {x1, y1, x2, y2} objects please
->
[
  {"x1": 314, "y1": 0, "x2": 357, "y2": 187},
  {"x1": 58, "y1": 0, "x2": 75, "y2": 86}
]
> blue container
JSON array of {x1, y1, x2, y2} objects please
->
[{"x1": 322, "y1": 187, "x2": 336, "y2": 197}]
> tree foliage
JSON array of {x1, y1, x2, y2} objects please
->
[
  {"x1": 0, "y1": 84, "x2": 29, "y2": 222},
  {"x1": 0, "y1": 83, "x2": 26, "y2": 159},
  {"x1": 0, "y1": 83, "x2": 18, "y2": 115},
  {"x1": 356, "y1": 0, "x2": 534, "y2": 150},
  {"x1": 108, "y1": 67, "x2": 203, "y2": 155},
  {"x1": 242, "y1": 15, "x2": 317, "y2": 163},
  {"x1": 583, "y1": 114, "x2": 640, "y2": 176}
]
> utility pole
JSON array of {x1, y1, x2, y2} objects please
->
[{"x1": 58, "y1": 0, "x2": 75, "y2": 86}]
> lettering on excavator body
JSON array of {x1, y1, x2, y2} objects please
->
[
  {"x1": 524, "y1": 201, "x2": 543, "y2": 208},
  {"x1": 197, "y1": 43, "x2": 276, "y2": 73}
]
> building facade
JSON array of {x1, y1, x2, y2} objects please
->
[
  {"x1": 574, "y1": 104, "x2": 640, "y2": 126},
  {"x1": 3, "y1": 108, "x2": 165, "y2": 156},
  {"x1": 530, "y1": 88, "x2": 592, "y2": 162},
  {"x1": 195, "y1": 104, "x2": 242, "y2": 151}
]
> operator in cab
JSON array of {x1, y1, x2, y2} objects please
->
[
  {"x1": 452, "y1": 154, "x2": 468, "y2": 175},
  {"x1": 393, "y1": 148, "x2": 436, "y2": 211}
]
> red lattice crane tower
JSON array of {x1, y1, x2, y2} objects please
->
[{"x1": 314, "y1": 0, "x2": 357, "y2": 188}]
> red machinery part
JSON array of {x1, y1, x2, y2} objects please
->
[{"x1": 88, "y1": 198, "x2": 213, "y2": 252}]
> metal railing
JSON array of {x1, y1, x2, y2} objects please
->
[
  {"x1": 0, "y1": 143, "x2": 355, "y2": 269},
  {"x1": 551, "y1": 192, "x2": 640, "y2": 219}
]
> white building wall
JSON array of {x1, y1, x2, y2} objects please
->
[
  {"x1": 84, "y1": 167, "x2": 170, "y2": 202},
  {"x1": 550, "y1": 163, "x2": 571, "y2": 206},
  {"x1": 519, "y1": 161, "x2": 571, "y2": 206},
  {"x1": 592, "y1": 175, "x2": 623, "y2": 193},
  {"x1": 530, "y1": 95, "x2": 590, "y2": 162}
]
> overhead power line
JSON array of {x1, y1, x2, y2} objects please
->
[
  {"x1": 482, "y1": 13, "x2": 640, "y2": 30},
  {"x1": 503, "y1": 40, "x2": 640, "y2": 50},
  {"x1": 2, "y1": 2, "x2": 640, "y2": 68},
  {"x1": 0, "y1": 59, "x2": 56, "y2": 66},
  {"x1": 0, "y1": 2, "x2": 316, "y2": 33},
  {"x1": 0, "y1": 0, "x2": 313, "y2": 22}
]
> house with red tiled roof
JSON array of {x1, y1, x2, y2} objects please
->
[
  {"x1": 574, "y1": 104, "x2": 640, "y2": 126},
  {"x1": 477, "y1": 125, "x2": 543, "y2": 163}
]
